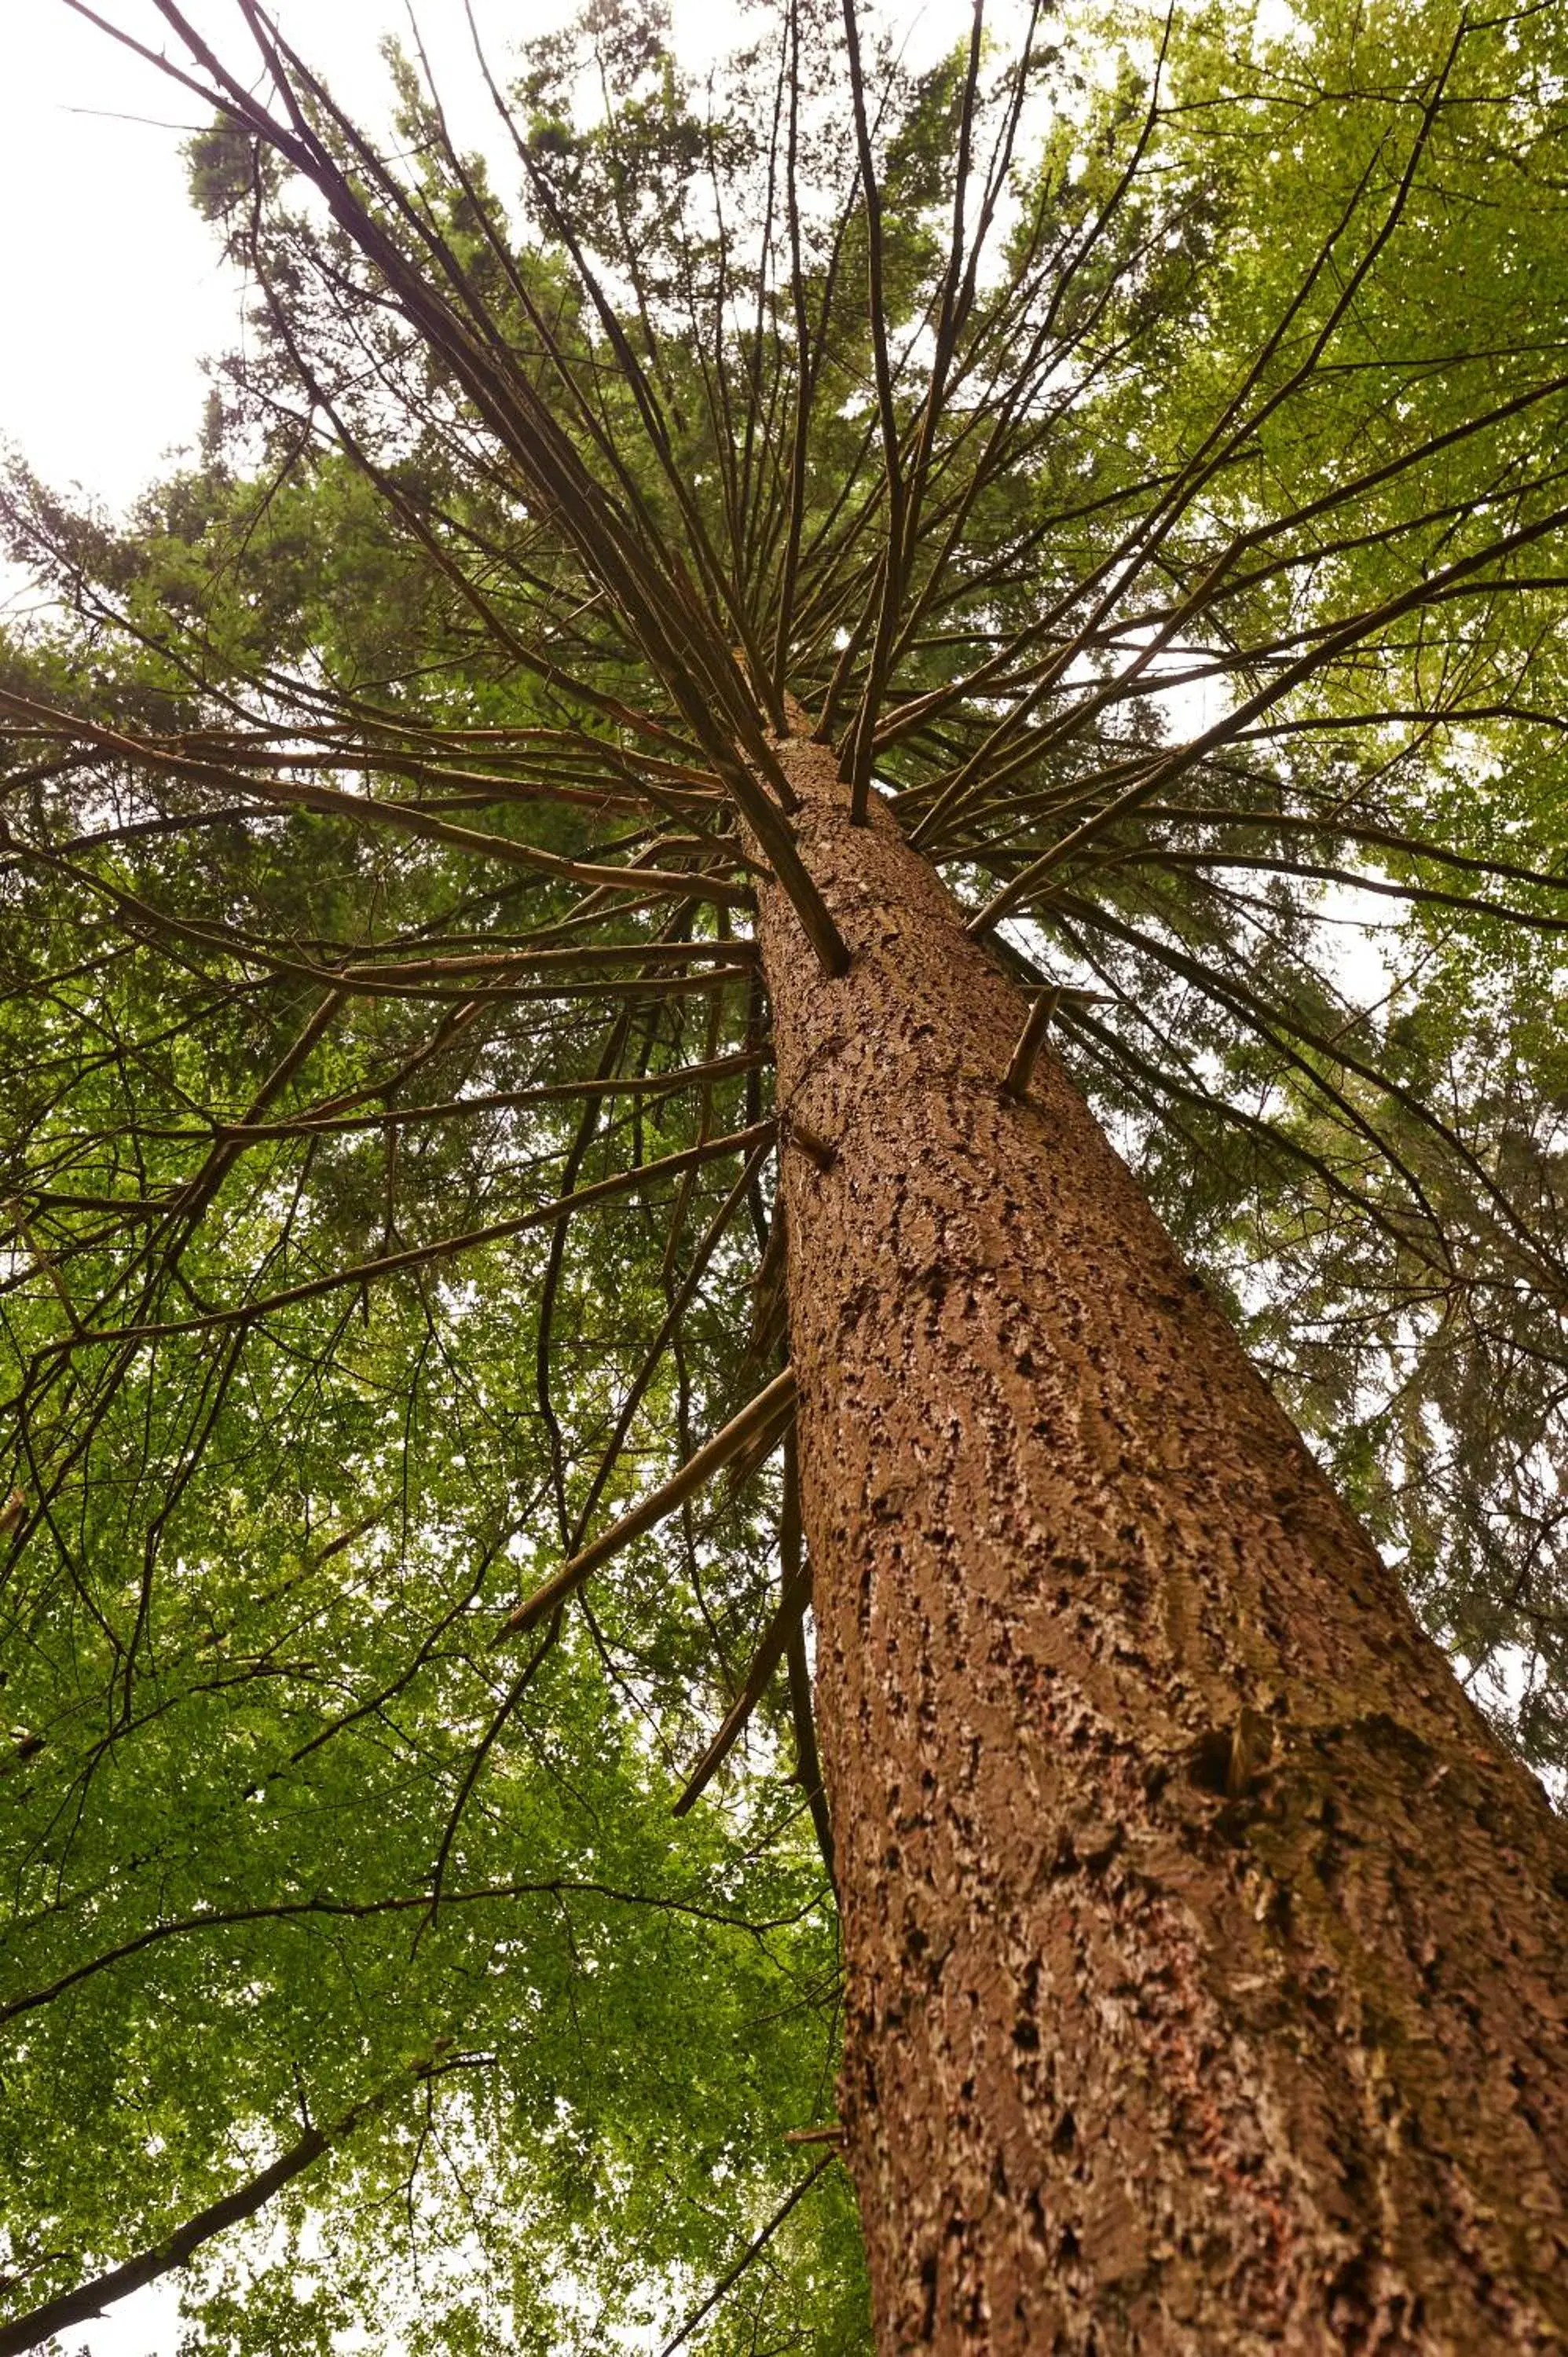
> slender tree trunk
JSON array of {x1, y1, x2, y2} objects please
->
[{"x1": 755, "y1": 729, "x2": 1568, "y2": 2355}]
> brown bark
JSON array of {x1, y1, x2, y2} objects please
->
[{"x1": 754, "y1": 730, "x2": 1568, "y2": 2355}]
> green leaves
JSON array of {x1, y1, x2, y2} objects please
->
[{"x1": 5, "y1": 0, "x2": 1568, "y2": 2341}]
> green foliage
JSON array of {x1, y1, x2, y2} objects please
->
[{"x1": 3, "y1": 0, "x2": 1568, "y2": 2344}]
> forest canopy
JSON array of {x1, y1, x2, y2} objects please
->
[{"x1": 2, "y1": 0, "x2": 1568, "y2": 2348}]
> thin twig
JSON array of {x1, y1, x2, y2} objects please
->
[
  {"x1": 658, "y1": 2151, "x2": 838, "y2": 2357},
  {"x1": 0, "y1": 2049, "x2": 471, "y2": 2357},
  {"x1": 496, "y1": 1369, "x2": 797, "y2": 1640},
  {"x1": 673, "y1": 1563, "x2": 813, "y2": 1816}
]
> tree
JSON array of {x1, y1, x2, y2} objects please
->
[{"x1": 3, "y1": 0, "x2": 1568, "y2": 2348}]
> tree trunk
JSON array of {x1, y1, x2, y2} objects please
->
[{"x1": 754, "y1": 729, "x2": 1568, "y2": 2355}]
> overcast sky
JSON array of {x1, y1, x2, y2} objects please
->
[
  {"x1": 0, "y1": 0, "x2": 752, "y2": 518},
  {"x1": 1, "y1": 0, "x2": 985, "y2": 522},
  {"x1": 3, "y1": 2, "x2": 331, "y2": 513}
]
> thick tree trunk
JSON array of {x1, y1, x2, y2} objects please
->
[{"x1": 754, "y1": 731, "x2": 1568, "y2": 2355}]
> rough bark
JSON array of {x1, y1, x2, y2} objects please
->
[{"x1": 754, "y1": 728, "x2": 1568, "y2": 2355}]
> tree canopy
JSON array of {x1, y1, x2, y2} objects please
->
[{"x1": 2, "y1": 0, "x2": 1568, "y2": 2347}]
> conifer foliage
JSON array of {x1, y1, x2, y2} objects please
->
[{"x1": 3, "y1": 1, "x2": 1568, "y2": 2348}]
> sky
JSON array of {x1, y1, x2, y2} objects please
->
[
  {"x1": 0, "y1": 0, "x2": 985, "y2": 515},
  {"x1": 1, "y1": 5, "x2": 231, "y2": 514},
  {"x1": 0, "y1": 0, "x2": 752, "y2": 522}
]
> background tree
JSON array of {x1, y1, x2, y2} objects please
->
[{"x1": 3, "y1": 0, "x2": 1568, "y2": 2349}]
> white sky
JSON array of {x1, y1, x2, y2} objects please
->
[
  {"x1": 0, "y1": 0, "x2": 982, "y2": 514},
  {"x1": 4, "y1": 2, "x2": 331, "y2": 513},
  {"x1": 0, "y1": 0, "x2": 755, "y2": 518}
]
